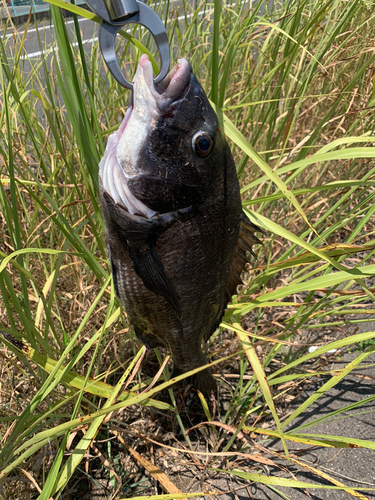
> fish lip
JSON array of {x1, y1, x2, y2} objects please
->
[{"x1": 134, "y1": 55, "x2": 191, "y2": 115}]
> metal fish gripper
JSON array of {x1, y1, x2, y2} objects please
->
[{"x1": 85, "y1": 0, "x2": 170, "y2": 90}]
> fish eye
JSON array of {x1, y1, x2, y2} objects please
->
[{"x1": 192, "y1": 131, "x2": 214, "y2": 158}]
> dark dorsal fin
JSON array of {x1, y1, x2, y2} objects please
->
[{"x1": 225, "y1": 211, "x2": 263, "y2": 301}]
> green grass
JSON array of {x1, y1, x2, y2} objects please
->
[{"x1": 1, "y1": 0, "x2": 375, "y2": 498}]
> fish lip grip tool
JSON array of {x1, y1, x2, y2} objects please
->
[{"x1": 85, "y1": 0, "x2": 170, "y2": 90}]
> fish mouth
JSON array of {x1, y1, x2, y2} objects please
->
[{"x1": 135, "y1": 54, "x2": 191, "y2": 116}]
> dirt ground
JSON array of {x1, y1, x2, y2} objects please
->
[{"x1": 76, "y1": 347, "x2": 375, "y2": 500}]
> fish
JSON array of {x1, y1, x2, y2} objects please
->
[{"x1": 99, "y1": 54, "x2": 261, "y2": 392}]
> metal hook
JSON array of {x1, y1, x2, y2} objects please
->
[{"x1": 85, "y1": 0, "x2": 170, "y2": 89}]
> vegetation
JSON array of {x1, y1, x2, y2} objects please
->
[{"x1": 0, "y1": 0, "x2": 375, "y2": 498}]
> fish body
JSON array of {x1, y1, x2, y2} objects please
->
[{"x1": 99, "y1": 55, "x2": 260, "y2": 391}]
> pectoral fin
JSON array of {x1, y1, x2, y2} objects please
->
[
  {"x1": 102, "y1": 192, "x2": 181, "y2": 317},
  {"x1": 127, "y1": 237, "x2": 181, "y2": 318}
]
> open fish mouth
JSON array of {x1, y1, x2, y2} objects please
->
[
  {"x1": 138, "y1": 54, "x2": 191, "y2": 116},
  {"x1": 123, "y1": 55, "x2": 192, "y2": 127},
  {"x1": 99, "y1": 57, "x2": 192, "y2": 219}
]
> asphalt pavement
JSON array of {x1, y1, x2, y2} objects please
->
[
  {"x1": 202, "y1": 339, "x2": 375, "y2": 499},
  {"x1": 160, "y1": 348, "x2": 375, "y2": 500}
]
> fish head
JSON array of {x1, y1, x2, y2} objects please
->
[{"x1": 100, "y1": 55, "x2": 229, "y2": 217}]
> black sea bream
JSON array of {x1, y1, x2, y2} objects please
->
[{"x1": 99, "y1": 55, "x2": 260, "y2": 391}]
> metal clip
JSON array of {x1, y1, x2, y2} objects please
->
[{"x1": 85, "y1": 0, "x2": 170, "y2": 89}]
